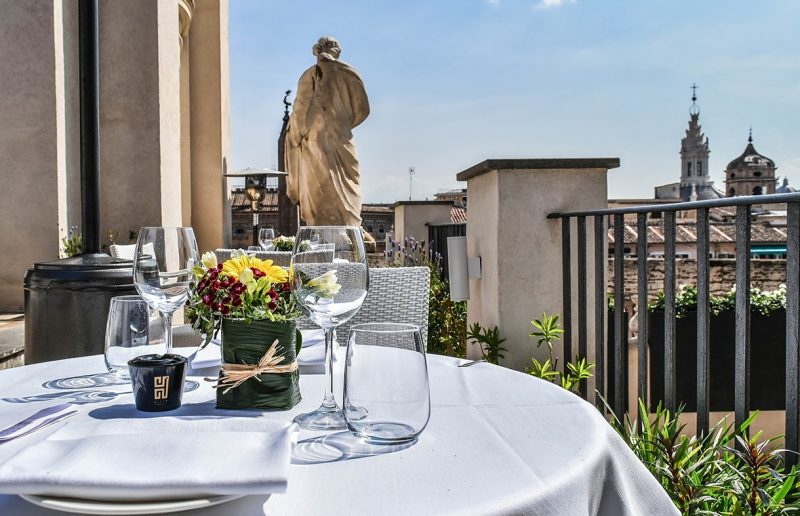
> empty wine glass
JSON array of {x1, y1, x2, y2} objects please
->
[
  {"x1": 259, "y1": 228, "x2": 275, "y2": 250},
  {"x1": 132, "y1": 227, "x2": 199, "y2": 354},
  {"x1": 291, "y1": 226, "x2": 369, "y2": 430}
]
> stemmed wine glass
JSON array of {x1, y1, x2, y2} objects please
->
[
  {"x1": 132, "y1": 227, "x2": 199, "y2": 355},
  {"x1": 258, "y1": 228, "x2": 275, "y2": 250},
  {"x1": 291, "y1": 226, "x2": 369, "y2": 430}
]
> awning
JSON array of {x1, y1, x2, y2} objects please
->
[{"x1": 751, "y1": 245, "x2": 787, "y2": 255}]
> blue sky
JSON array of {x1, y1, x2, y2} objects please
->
[{"x1": 230, "y1": 0, "x2": 800, "y2": 202}]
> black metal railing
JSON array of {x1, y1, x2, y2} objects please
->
[
  {"x1": 548, "y1": 191, "x2": 800, "y2": 468},
  {"x1": 428, "y1": 223, "x2": 466, "y2": 277}
]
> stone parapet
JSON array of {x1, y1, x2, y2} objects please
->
[{"x1": 460, "y1": 158, "x2": 619, "y2": 371}]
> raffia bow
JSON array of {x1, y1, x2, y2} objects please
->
[{"x1": 214, "y1": 339, "x2": 298, "y2": 394}]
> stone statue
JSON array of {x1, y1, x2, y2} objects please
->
[{"x1": 285, "y1": 36, "x2": 370, "y2": 227}]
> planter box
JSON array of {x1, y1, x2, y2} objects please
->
[{"x1": 649, "y1": 309, "x2": 786, "y2": 411}]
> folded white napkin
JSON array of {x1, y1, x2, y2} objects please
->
[
  {"x1": 190, "y1": 339, "x2": 222, "y2": 370},
  {"x1": 297, "y1": 329, "x2": 336, "y2": 368},
  {"x1": 0, "y1": 417, "x2": 297, "y2": 500},
  {"x1": 299, "y1": 329, "x2": 325, "y2": 349}
]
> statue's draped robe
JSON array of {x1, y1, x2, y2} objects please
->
[{"x1": 285, "y1": 58, "x2": 369, "y2": 226}]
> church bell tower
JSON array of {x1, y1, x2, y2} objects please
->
[{"x1": 679, "y1": 84, "x2": 713, "y2": 199}]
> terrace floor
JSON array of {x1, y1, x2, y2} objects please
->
[{"x1": 0, "y1": 314, "x2": 23, "y2": 370}]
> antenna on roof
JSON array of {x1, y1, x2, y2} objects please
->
[{"x1": 409, "y1": 166, "x2": 415, "y2": 201}]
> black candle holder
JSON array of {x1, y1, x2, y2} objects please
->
[{"x1": 128, "y1": 354, "x2": 187, "y2": 412}]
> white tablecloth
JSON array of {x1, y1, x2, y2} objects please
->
[{"x1": 0, "y1": 351, "x2": 677, "y2": 515}]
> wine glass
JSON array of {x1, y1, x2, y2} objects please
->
[
  {"x1": 132, "y1": 227, "x2": 199, "y2": 354},
  {"x1": 291, "y1": 226, "x2": 369, "y2": 430},
  {"x1": 258, "y1": 228, "x2": 275, "y2": 250}
]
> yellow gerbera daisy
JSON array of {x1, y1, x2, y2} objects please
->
[{"x1": 221, "y1": 255, "x2": 288, "y2": 283}]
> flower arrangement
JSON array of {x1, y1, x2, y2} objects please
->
[
  {"x1": 271, "y1": 236, "x2": 312, "y2": 252},
  {"x1": 187, "y1": 250, "x2": 300, "y2": 344}
]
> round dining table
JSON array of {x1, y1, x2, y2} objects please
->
[{"x1": 0, "y1": 350, "x2": 677, "y2": 515}]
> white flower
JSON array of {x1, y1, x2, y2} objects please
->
[
  {"x1": 307, "y1": 270, "x2": 342, "y2": 298},
  {"x1": 201, "y1": 251, "x2": 217, "y2": 270},
  {"x1": 238, "y1": 268, "x2": 257, "y2": 293}
]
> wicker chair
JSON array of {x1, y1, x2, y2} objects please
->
[
  {"x1": 173, "y1": 266, "x2": 431, "y2": 349},
  {"x1": 296, "y1": 266, "x2": 430, "y2": 346}
]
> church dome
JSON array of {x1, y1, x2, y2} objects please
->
[{"x1": 726, "y1": 136, "x2": 775, "y2": 170}]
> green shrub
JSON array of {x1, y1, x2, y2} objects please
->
[
  {"x1": 648, "y1": 284, "x2": 787, "y2": 318},
  {"x1": 466, "y1": 323, "x2": 507, "y2": 364},
  {"x1": 60, "y1": 226, "x2": 82, "y2": 257},
  {"x1": 608, "y1": 400, "x2": 800, "y2": 514},
  {"x1": 386, "y1": 237, "x2": 467, "y2": 358},
  {"x1": 527, "y1": 312, "x2": 594, "y2": 394}
]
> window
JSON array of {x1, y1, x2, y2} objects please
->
[
  {"x1": 729, "y1": 188, "x2": 736, "y2": 196},
  {"x1": 697, "y1": 162, "x2": 703, "y2": 175},
  {"x1": 687, "y1": 162, "x2": 692, "y2": 176},
  {"x1": 378, "y1": 224, "x2": 385, "y2": 234},
  {"x1": 366, "y1": 224, "x2": 374, "y2": 233},
  {"x1": 752, "y1": 186, "x2": 763, "y2": 195},
  {"x1": 730, "y1": 173, "x2": 736, "y2": 178},
  {"x1": 754, "y1": 171, "x2": 762, "y2": 177}
]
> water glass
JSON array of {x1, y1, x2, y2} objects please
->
[
  {"x1": 344, "y1": 323, "x2": 430, "y2": 444},
  {"x1": 104, "y1": 295, "x2": 167, "y2": 378}
]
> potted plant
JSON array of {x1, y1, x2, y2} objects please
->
[
  {"x1": 648, "y1": 284, "x2": 787, "y2": 411},
  {"x1": 186, "y1": 250, "x2": 302, "y2": 410}
]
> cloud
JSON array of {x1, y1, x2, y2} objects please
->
[
  {"x1": 486, "y1": 0, "x2": 500, "y2": 4},
  {"x1": 535, "y1": 0, "x2": 576, "y2": 9}
]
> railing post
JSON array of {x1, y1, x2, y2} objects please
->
[
  {"x1": 636, "y1": 213, "x2": 648, "y2": 406},
  {"x1": 613, "y1": 214, "x2": 625, "y2": 416},
  {"x1": 696, "y1": 208, "x2": 711, "y2": 436},
  {"x1": 594, "y1": 215, "x2": 606, "y2": 409},
  {"x1": 785, "y1": 202, "x2": 799, "y2": 468},
  {"x1": 562, "y1": 217, "x2": 573, "y2": 372},
  {"x1": 663, "y1": 211, "x2": 677, "y2": 414},
  {"x1": 735, "y1": 205, "x2": 752, "y2": 435},
  {"x1": 577, "y1": 216, "x2": 588, "y2": 397}
]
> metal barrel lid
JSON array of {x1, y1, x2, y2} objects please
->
[{"x1": 24, "y1": 253, "x2": 134, "y2": 284}]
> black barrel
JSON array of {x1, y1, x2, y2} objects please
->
[{"x1": 24, "y1": 254, "x2": 137, "y2": 364}]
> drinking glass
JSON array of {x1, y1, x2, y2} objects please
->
[
  {"x1": 291, "y1": 226, "x2": 369, "y2": 430},
  {"x1": 344, "y1": 323, "x2": 430, "y2": 444},
  {"x1": 104, "y1": 295, "x2": 167, "y2": 378},
  {"x1": 258, "y1": 228, "x2": 275, "y2": 250},
  {"x1": 132, "y1": 227, "x2": 199, "y2": 354}
]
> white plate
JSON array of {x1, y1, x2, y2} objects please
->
[{"x1": 20, "y1": 494, "x2": 244, "y2": 515}]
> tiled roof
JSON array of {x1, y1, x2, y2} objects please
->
[
  {"x1": 609, "y1": 221, "x2": 787, "y2": 245},
  {"x1": 361, "y1": 204, "x2": 393, "y2": 214},
  {"x1": 451, "y1": 206, "x2": 467, "y2": 224}
]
